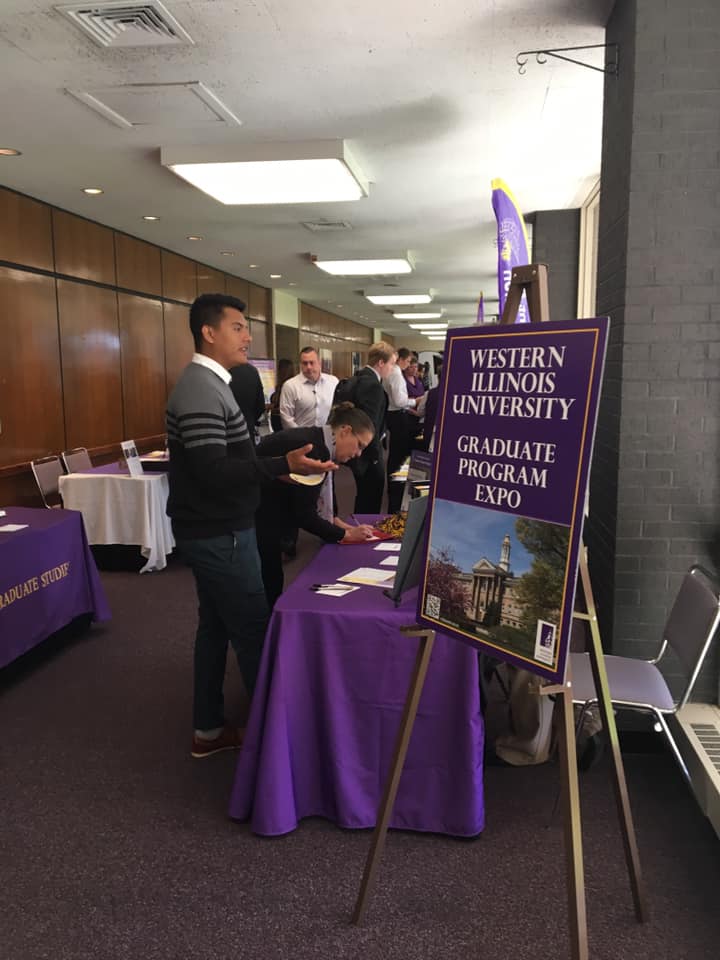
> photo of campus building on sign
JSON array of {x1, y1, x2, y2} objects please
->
[{"x1": 423, "y1": 499, "x2": 571, "y2": 664}]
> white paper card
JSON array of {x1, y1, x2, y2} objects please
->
[
  {"x1": 379, "y1": 556, "x2": 399, "y2": 567},
  {"x1": 373, "y1": 542, "x2": 401, "y2": 552},
  {"x1": 0, "y1": 523, "x2": 29, "y2": 532},
  {"x1": 338, "y1": 567, "x2": 396, "y2": 587},
  {"x1": 121, "y1": 440, "x2": 144, "y2": 477},
  {"x1": 315, "y1": 584, "x2": 360, "y2": 597}
]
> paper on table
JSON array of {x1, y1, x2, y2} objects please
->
[
  {"x1": 315, "y1": 584, "x2": 360, "y2": 597},
  {"x1": 374, "y1": 542, "x2": 401, "y2": 552},
  {"x1": 0, "y1": 523, "x2": 29, "y2": 532},
  {"x1": 338, "y1": 567, "x2": 396, "y2": 588},
  {"x1": 379, "y1": 556, "x2": 399, "y2": 567}
]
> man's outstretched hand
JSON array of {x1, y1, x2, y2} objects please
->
[{"x1": 286, "y1": 444, "x2": 338, "y2": 476}]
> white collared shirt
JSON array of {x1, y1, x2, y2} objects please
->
[
  {"x1": 316, "y1": 425, "x2": 336, "y2": 522},
  {"x1": 279, "y1": 371, "x2": 340, "y2": 428},
  {"x1": 384, "y1": 364, "x2": 416, "y2": 411},
  {"x1": 191, "y1": 352, "x2": 232, "y2": 385}
]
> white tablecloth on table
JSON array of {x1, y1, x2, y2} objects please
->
[{"x1": 58, "y1": 472, "x2": 175, "y2": 572}]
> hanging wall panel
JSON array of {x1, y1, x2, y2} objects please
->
[
  {"x1": 118, "y1": 293, "x2": 166, "y2": 438},
  {"x1": 0, "y1": 267, "x2": 64, "y2": 467},
  {"x1": 163, "y1": 301, "x2": 194, "y2": 396},
  {"x1": 115, "y1": 233, "x2": 162, "y2": 298},
  {"x1": 162, "y1": 251, "x2": 197, "y2": 303},
  {"x1": 57, "y1": 280, "x2": 123, "y2": 448},
  {"x1": 0, "y1": 188, "x2": 54, "y2": 271},
  {"x1": 53, "y1": 210, "x2": 116, "y2": 285}
]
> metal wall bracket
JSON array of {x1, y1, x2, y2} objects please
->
[{"x1": 516, "y1": 43, "x2": 619, "y2": 76}]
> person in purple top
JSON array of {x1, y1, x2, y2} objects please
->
[{"x1": 402, "y1": 356, "x2": 426, "y2": 402}]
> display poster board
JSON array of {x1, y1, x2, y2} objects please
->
[
  {"x1": 416, "y1": 317, "x2": 609, "y2": 683},
  {"x1": 400, "y1": 449, "x2": 433, "y2": 512},
  {"x1": 320, "y1": 348, "x2": 333, "y2": 374},
  {"x1": 384, "y1": 494, "x2": 430, "y2": 605},
  {"x1": 250, "y1": 358, "x2": 277, "y2": 402},
  {"x1": 351, "y1": 351, "x2": 362, "y2": 373},
  {"x1": 120, "y1": 440, "x2": 143, "y2": 477}
]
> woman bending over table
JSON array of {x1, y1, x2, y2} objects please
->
[{"x1": 255, "y1": 403, "x2": 376, "y2": 607}]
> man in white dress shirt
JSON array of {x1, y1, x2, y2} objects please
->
[
  {"x1": 384, "y1": 347, "x2": 417, "y2": 512},
  {"x1": 279, "y1": 347, "x2": 339, "y2": 429},
  {"x1": 277, "y1": 346, "x2": 339, "y2": 555}
]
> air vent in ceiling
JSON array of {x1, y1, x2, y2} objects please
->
[
  {"x1": 56, "y1": 2, "x2": 194, "y2": 48},
  {"x1": 301, "y1": 220, "x2": 353, "y2": 233}
]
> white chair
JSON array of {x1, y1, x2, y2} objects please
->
[
  {"x1": 570, "y1": 564, "x2": 720, "y2": 783},
  {"x1": 62, "y1": 446, "x2": 92, "y2": 473},
  {"x1": 31, "y1": 455, "x2": 65, "y2": 509}
]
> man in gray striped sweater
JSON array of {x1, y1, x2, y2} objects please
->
[{"x1": 166, "y1": 293, "x2": 336, "y2": 758}]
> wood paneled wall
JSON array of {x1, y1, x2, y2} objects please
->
[
  {"x1": 298, "y1": 303, "x2": 373, "y2": 379},
  {"x1": 0, "y1": 185, "x2": 274, "y2": 505}
]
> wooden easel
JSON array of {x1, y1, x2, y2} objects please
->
[{"x1": 351, "y1": 264, "x2": 647, "y2": 958}]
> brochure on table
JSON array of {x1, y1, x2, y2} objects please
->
[
  {"x1": 121, "y1": 440, "x2": 144, "y2": 477},
  {"x1": 416, "y1": 317, "x2": 609, "y2": 683}
]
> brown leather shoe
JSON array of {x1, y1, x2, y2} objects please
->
[{"x1": 191, "y1": 726, "x2": 244, "y2": 759}]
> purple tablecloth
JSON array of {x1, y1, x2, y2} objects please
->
[
  {"x1": 229, "y1": 537, "x2": 484, "y2": 837},
  {"x1": 0, "y1": 507, "x2": 111, "y2": 668}
]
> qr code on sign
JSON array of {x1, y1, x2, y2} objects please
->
[{"x1": 425, "y1": 594, "x2": 441, "y2": 618}]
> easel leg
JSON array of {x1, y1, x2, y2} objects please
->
[
  {"x1": 578, "y1": 550, "x2": 648, "y2": 922},
  {"x1": 555, "y1": 674, "x2": 589, "y2": 960},
  {"x1": 352, "y1": 629, "x2": 435, "y2": 925}
]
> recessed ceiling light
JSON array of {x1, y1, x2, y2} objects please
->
[
  {"x1": 365, "y1": 291, "x2": 432, "y2": 306},
  {"x1": 162, "y1": 140, "x2": 368, "y2": 204},
  {"x1": 313, "y1": 256, "x2": 413, "y2": 276},
  {"x1": 142, "y1": 215, "x2": 160, "y2": 221},
  {"x1": 220, "y1": 251, "x2": 235, "y2": 256},
  {"x1": 248, "y1": 264, "x2": 258, "y2": 268},
  {"x1": 270, "y1": 274, "x2": 282, "y2": 279},
  {"x1": 186, "y1": 235, "x2": 203, "y2": 241},
  {"x1": 336, "y1": 304, "x2": 343, "y2": 308},
  {"x1": 393, "y1": 311, "x2": 443, "y2": 320},
  {"x1": 408, "y1": 323, "x2": 448, "y2": 330},
  {"x1": 82, "y1": 187, "x2": 104, "y2": 195},
  {"x1": 0, "y1": 148, "x2": 21, "y2": 157},
  {"x1": 288, "y1": 282, "x2": 297, "y2": 286}
]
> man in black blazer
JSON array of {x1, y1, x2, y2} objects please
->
[
  {"x1": 255, "y1": 406, "x2": 376, "y2": 606},
  {"x1": 346, "y1": 342, "x2": 397, "y2": 514},
  {"x1": 229, "y1": 362, "x2": 266, "y2": 440}
]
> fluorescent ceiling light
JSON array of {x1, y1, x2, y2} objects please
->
[
  {"x1": 408, "y1": 323, "x2": 447, "y2": 330},
  {"x1": 364, "y1": 292, "x2": 432, "y2": 306},
  {"x1": 393, "y1": 311, "x2": 442, "y2": 320},
  {"x1": 161, "y1": 140, "x2": 368, "y2": 205},
  {"x1": 426, "y1": 334, "x2": 447, "y2": 340},
  {"x1": 313, "y1": 256, "x2": 412, "y2": 276}
]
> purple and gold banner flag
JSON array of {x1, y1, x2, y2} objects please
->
[{"x1": 491, "y1": 178, "x2": 531, "y2": 324}]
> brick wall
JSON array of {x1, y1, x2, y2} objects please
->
[{"x1": 590, "y1": 0, "x2": 720, "y2": 700}]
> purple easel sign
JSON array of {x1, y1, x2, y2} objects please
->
[{"x1": 417, "y1": 317, "x2": 609, "y2": 683}]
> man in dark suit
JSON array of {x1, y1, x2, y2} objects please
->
[
  {"x1": 255, "y1": 404, "x2": 376, "y2": 605},
  {"x1": 346, "y1": 341, "x2": 397, "y2": 514},
  {"x1": 229, "y1": 362, "x2": 266, "y2": 440}
]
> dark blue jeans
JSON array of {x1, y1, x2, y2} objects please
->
[{"x1": 178, "y1": 529, "x2": 269, "y2": 731}]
